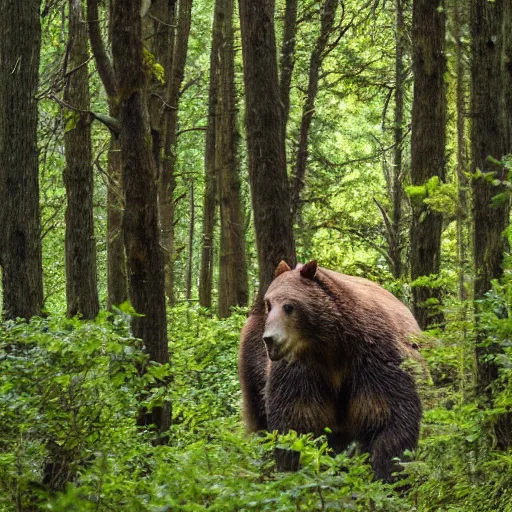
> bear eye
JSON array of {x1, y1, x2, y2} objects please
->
[
  {"x1": 283, "y1": 304, "x2": 294, "y2": 314},
  {"x1": 265, "y1": 300, "x2": 272, "y2": 313}
]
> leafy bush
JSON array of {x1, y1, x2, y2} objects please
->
[{"x1": 3, "y1": 301, "x2": 512, "y2": 511}]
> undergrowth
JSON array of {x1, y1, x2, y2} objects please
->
[{"x1": 1, "y1": 302, "x2": 512, "y2": 511}]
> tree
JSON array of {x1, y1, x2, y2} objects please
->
[
  {"x1": 0, "y1": 0, "x2": 44, "y2": 320},
  {"x1": 279, "y1": 0, "x2": 299, "y2": 129},
  {"x1": 239, "y1": 0, "x2": 296, "y2": 299},
  {"x1": 410, "y1": 0, "x2": 446, "y2": 329},
  {"x1": 199, "y1": 0, "x2": 221, "y2": 309},
  {"x1": 87, "y1": 0, "x2": 128, "y2": 309},
  {"x1": 217, "y1": 0, "x2": 248, "y2": 317},
  {"x1": 452, "y1": 0, "x2": 469, "y2": 301},
  {"x1": 290, "y1": 0, "x2": 339, "y2": 222},
  {"x1": 390, "y1": 0, "x2": 407, "y2": 280},
  {"x1": 158, "y1": 0, "x2": 193, "y2": 305},
  {"x1": 111, "y1": 0, "x2": 170, "y2": 435},
  {"x1": 63, "y1": 0, "x2": 99, "y2": 319},
  {"x1": 470, "y1": 0, "x2": 512, "y2": 448}
]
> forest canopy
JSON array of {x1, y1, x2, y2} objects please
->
[{"x1": 0, "y1": 0, "x2": 511, "y2": 510}]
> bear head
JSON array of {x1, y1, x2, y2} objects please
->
[{"x1": 263, "y1": 260, "x2": 334, "y2": 364}]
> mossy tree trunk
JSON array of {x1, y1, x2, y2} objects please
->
[{"x1": 111, "y1": 0, "x2": 170, "y2": 436}]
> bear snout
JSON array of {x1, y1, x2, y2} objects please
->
[{"x1": 263, "y1": 335, "x2": 285, "y2": 361}]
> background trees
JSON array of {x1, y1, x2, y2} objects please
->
[{"x1": 1, "y1": 0, "x2": 512, "y2": 508}]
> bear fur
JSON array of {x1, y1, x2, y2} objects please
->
[{"x1": 238, "y1": 260, "x2": 426, "y2": 481}]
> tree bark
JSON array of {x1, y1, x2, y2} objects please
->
[
  {"x1": 279, "y1": 0, "x2": 299, "y2": 129},
  {"x1": 87, "y1": 0, "x2": 128, "y2": 309},
  {"x1": 199, "y1": 0, "x2": 221, "y2": 309},
  {"x1": 471, "y1": 0, "x2": 512, "y2": 448},
  {"x1": 0, "y1": 0, "x2": 43, "y2": 320},
  {"x1": 239, "y1": 0, "x2": 296, "y2": 300},
  {"x1": 217, "y1": 0, "x2": 249, "y2": 317},
  {"x1": 410, "y1": 0, "x2": 446, "y2": 329},
  {"x1": 63, "y1": 0, "x2": 99, "y2": 319},
  {"x1": 159, "y1": 0, "x2": 192, "y2": 305},
  {"x1": 111, "y1": 0, "x2": 170, "y2": 435},
  {"x1": 453, "y1": 0, "x2": 469, "y2": 302},
  {"x1": 290, "y1": 0, "x2": 339, "y2": 223},
  {"x1": 185, "y1": 182, "x2": 195, "y2": 301},
  {"x1": 389, "y1": 0, "x2": 407, "y2": 280}
]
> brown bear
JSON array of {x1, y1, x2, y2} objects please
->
[{"x1": 238, "y1": 260, "x2": 426, "y2": 481}]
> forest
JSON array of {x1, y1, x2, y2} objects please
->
[{"x1": 0, "y1": 0, "x2": 511, "y2": 510}]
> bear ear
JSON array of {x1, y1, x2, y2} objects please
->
[
  {"x1": 300, "y1": 260, "x2": 317, "y2": 280},
  {"x1": 275, "y1": 260, "x2": 292, "y2": 277}
]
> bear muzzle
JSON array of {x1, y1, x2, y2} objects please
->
[{"x1": 263, "y1": 334, "x2": 290, "y2": 361}]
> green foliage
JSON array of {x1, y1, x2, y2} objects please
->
[
  {"x1": 143, "y1": 49, "x2": 165, "y2": 84},
  {"x1": 406, "y1": 176, "x2": 458, "y2": 217},
  {"x1": 0, "y1": 307, "x2": 407, "y2": 511},
  {"x1": 3, "y1": 293, "x2": 512, "y2": 511}
]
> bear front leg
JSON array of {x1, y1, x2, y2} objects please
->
[
  {"x1": 266, "y1": 362, "x2": 338, "y2": 471},
  {"x1": 361, "y1": 406, "x2": 421, "y2": 482}
]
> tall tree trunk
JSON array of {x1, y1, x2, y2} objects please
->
[
  {"x1": 217, "y1": 0, "x2": 249, "y2": 318},
  {"x1": 290, "y1": 0, "x2": 339, "y2": 222},
  {"x1": 159, "y1": 0, "x2": 192, "y2": 305},
  {"x1": 111, "y1": 0, "x2": 170, "y2": 435},
  {"x1": 185, "y1": 182, "x2": 195, "y2": 301},
  {"x1": 87, "y1": 0, "x2": 128, "y2": 309},
  {"x1": 453, "y1": 0, "x2": 469, "y2": 302},
  {"x1": 471, "y1": 0, "x2": 512, "y2": 449},
  {"x1": 279, "y1": 0, "x2": 299, "y2": 129},
  {"x1": 106, "y1": 134, "x2": 128, "y2": 309},
  {"x1": 0, "y1": 0, "x2": 43, "y2": 320},
  {"x1": 63, "y1": 0, "x2": 99, "y2": 319},
  {"x1": 410, "y1": 0, "x2": 446, "y2": 329},
  {"x1": 503, "y1": 1, "x2": 512, "y2": 149},
  {"x1": 199, "y1": 0, "x2": 221, "y2": 309},
  {"x1": 239, "y1": 0, "x2": 296, "y2": 299},
  {"x1": 390, "y1": 0, "x2": 407, "y2": 280}
]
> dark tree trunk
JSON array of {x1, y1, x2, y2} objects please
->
[
  {"x1": 239, "y1": 0, "x2": 296, "y2": 299},
  {"x1": 290, "y1": 0, "x2": 338, "y2": 222},
  {"x1": 279, "y1": 0, "x2": 298, "y2": 129},
  {"x1": 410, "y1": 0, "x2": 446, "y2": 329},
  {"x1": 63, "y1": 0, "x2": 99, "y2": 319},
  {"x1": 111, "y1": 0, "x2": 170, "y2": 435},
  {"x1": 217, "y1": 0, "x2": 249, "y2": 318},
  {"x1": 0, "y1": 0, "x2": 43, "y2": 320},
  {"x1": 471, "y1": 0, "x2": 512, "y2": 448},
  {"x1": 199, "y1": 0, "x2": 221, "y2": 309},
  {"x1": 87, "y1": 0, "x2": 128, "y2": 309},
  {"x1": 159, "y1": 0, "x2": 192, "y2": 305},
  {"x1": 389, "y1": 0, "x2": 407, "y2": 280}
]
